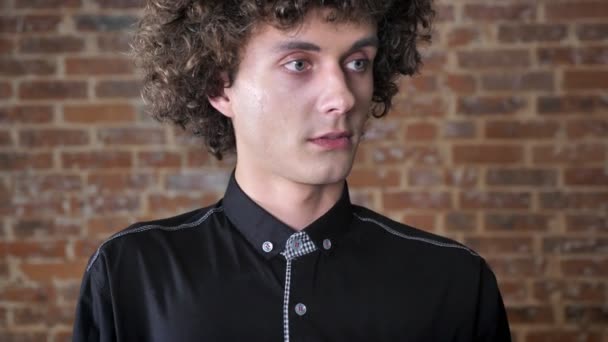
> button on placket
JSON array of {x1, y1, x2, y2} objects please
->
[{"x1": 295, "y1": 303, "x2": 307, "y2": 316}]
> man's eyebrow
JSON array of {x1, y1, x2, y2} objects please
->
[{"x1": 272, "y1": 35, "x2": 379, "y2": 54}]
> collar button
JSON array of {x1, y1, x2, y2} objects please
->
[
  {"x1": 322, "y1": 239, "x2": 332, "y2": 250},
  {"x1": 262, "y1": 241, "x2": 273, "y2": 253}
]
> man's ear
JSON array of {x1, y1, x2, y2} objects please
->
[{"x1": 208, "y1": 72, "x2": 235, "y2": 118}]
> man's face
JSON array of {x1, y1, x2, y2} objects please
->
[{"x1": 216, "y1": 9, "x2": 377, "y2": 186}]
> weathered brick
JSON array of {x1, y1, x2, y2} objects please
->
[
  {"x1": 434, "y1": 4, "x2": 454, "y2": 22},
  {"x1": 498, "y1": 24, "x2": 567, "y2": 43},
  {"x1": 0, "y1": 105, "x2": 53, "y2": 123},
  {"x1": 0, "y1": 152, "x2": 53, "y2": 170},
  {"x1": 95, "y1": 79, "x2": 140, "y2": 98},
  {"x1": 526, "y1": 330, "x2": 603, "y2": 342},
  {"x1": 480, "y1": 72, "x2": 554, "y2": 92},
  {"x1": 97, "y1": 127, "x2": 166, "y2": 145},
  {"x1": 565, "y1": 70, "x2": 608, "y2": 90},
  {"x1": 0, "y1": 58, "x2": 56, "y2": 76},
  {"x1": 567, "y1": 119, "x2": 608, "y2": 138},
  {"x1": 0, "y1": 130, "x2": 11, "y2": 146},
  {"x1": 19, "y1": 80, "x2": 87, "y2": 100},
  {"x1": 186, "y1": 148, "x2": 211, "y2": 167},
  {"x1": 137, "y1": 151, "x2": 182, "y2": 168},
  {"x1": 62, "y1": 151, "x2": 132, "y2": 169},
  {"x1": 63, "y1": 104, "x2": 136, "y2": 123},
  {"x1": 538, "y1": 47, "x2": 608, "y2": 66},
  {"x1": 0, "y1": 81, "x2": 11, "y2": 99},
  {"x1": 534, "y1": 280, "x2": 605, "y2": 302},
  {"x1": 86, "y1": 216, "x2": 130, "y2": 237},
  {"x1": 165, "y1": 171, "x2": 231, "y2": 192},
  {"x1": 444, "y1": 212, "x2": 476, "y2": 232},
  {"x1": 564, "y1": 168, "x2": 608, "y2": 186},
  {"x1": 486, "y1": 168, "x2": 557, "y2": 187},
  {"x1": 447, "y1": 27, "x2": 479, "y2": 47},
  {"x1": 0, "y1": 241, "x2": 66, "y2": 258},
  {"x1": 85, "y1": 194, "x2": 140, "y2": 214},
  {"x1": 400, "y1": 75, "x2": 437, "y2": 92},
  {"x1": 19, "y1": 128, "x2": 89, "y2": 147},
  {"x1": 383, "y1": 191, "x2": 452, "y2": 210},
  {"x1": 0, "y1": 332, "x2": 46, "y2": 342},
  {"x1": 453, "y1": 145, "x2": 523, "y2": 164},
  {"x1": 465, "y1": 236, "x2": 534, "y2": 255},
  {"x1": 14, "y1": 219, "x2": 81, "y2": 239},
  {"x1": 507, "y1": 305, "x2": 555, "y2": 324},
  {"x1": 14, "y1": 174, "x2": 82, "y2": 193},
  {"x1": 406, "y1": 168, "x2": 442, "y2": 187},
  {"x1": 0, "y1": 37, "x2": 13, "y2": 54},
  {"x1": 405, "y1": 122, "x2": 437, "y2": 140},
  {"x1": 564, "y1": 305, "x2": 608, "y2": 325},
  {"x1": 442, "y1": 121, "x2": 476, "y2": 139},
  {"x1": 566, "y1": 215, "x2": 608, "y2": 233},
  {"x1": 0, "y1": 15, "x2": 62, "y2": 33},
  {"x1": 20, "y1": 260, "x2": 87, "y2": 282},
  {"x1": 445, "y1": 167, "x2": 479, "y2": 188},
  {"x1": 540, "y1": 192, "x2": 608, "y2": 210},
  {"x1": 485, "y1": 214, "x2": 550, "y2": 232},
  {"x1": 0, "y1": 285, "x2": 53, "y2": 303},
  {"x1": 487, "y1": 256, "x2": 547, "y2": 277},
  {"x1": 15, "y1": 0, "x2": 81, "y2": 8},
  {"x1": 348, "y1": 169, "x2": 401, "y2": 187},
  {"x1": 97, "y1": 34, "x2": 131, "y2": 53},
  {"x1": 577, "y1": 23, "x2": 608, "y2": 41},
  {"x1": 87, "y1": 172, "x2": 154, "y2": 192},
  {"x1": 458, "y1": 50, "x2": 530, "y2": 69},
  {"x1": 148, "y1": 194, "x2": 218, "y2": 213},
  {"x1": 537, "y1": 95, "x2": 608, "y2": 115},
  {"x1": 65, "y1": 57, "x2": 134, "y2": 75},
  {"x1": 19, "y1": 36, "x2": 84, "y2": 54},
  {"x1": 94, "y1": 0, "x2": 143, "y2": 8},
  {"x1": 463, "y1": 4, "x2": 536, "y2": 21},
  {"x1": 458, "y1": 96, "x2": 526, "y2": 115},
  {"x1": 372, "y1": 145, "x2": 442, "y2": 165},
  {"x1": 390, "y1": 95, "x2": 446, "y2": 117},
  {"x1": 460, "y1": 191, "x2": 531, "y2": 210},
  {"x1": 74, "y1": 15, "x2": 137, "y2": 32},
  {"x1": 533, "y1": 144, "x2": 606, "y2": 164},
  {"x1": 561, "y1": 258, "x2": 608, "y2": 277},
  {"x1": 485, "y1": 120, "x2": 559, "y2": 139},
  {"x1": 444, "y1": 74, "x2": 476, "y2": 94},
  {"x1": 546, "y1": 2, "x2": 608, "y2": 20}
]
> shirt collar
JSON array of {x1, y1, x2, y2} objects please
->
[{"x1": 222, "y1": 171, "x2": 353, "y2": 260}]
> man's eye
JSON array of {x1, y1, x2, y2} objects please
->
[
  {"x1": 284, "y1": 60, "x2": 310, "y2": 72},
  {"x1": 346, "y1": 59, "x2": 369, "y2": 72}
]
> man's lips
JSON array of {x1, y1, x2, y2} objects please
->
[
  {"x1": 309, "y1": 131, "x2": 352, "y2": 140},
  {"x1": 308, "y1": 131, "x2": 352, "y2": 149}
]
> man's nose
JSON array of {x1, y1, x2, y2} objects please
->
[{"x1": 317, "y1": 66, "x2": 356, "y2": 116}]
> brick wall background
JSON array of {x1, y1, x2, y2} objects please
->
[{"x1": 1, "y1": 0, "x2": 607, "y2": 341}]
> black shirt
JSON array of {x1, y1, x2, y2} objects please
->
[{"x1": 73, "y1": 173, "x2": 511, "y2": 341}]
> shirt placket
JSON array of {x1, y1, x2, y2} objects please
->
[{"x1": 280, "y1": 232, "x2": 317, "y2": 342}]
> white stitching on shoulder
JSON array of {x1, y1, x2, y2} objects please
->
[
  {"x1": 86, "y1": 207, "x2": 224, "y2": 272},
  {"x1": 353, "y1": 213, "x2": 478, "y2": 257}
]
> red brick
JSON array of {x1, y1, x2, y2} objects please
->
[
  {"x1": 442, "y1": 121, "x2": 476, "y2": 139},
  {"x1": 0, "y1": 286, "x2": 53, "y2": 303},
  {"x1": 20, "y1": 260, "x2": 87, "y2": 282},
  {"x1": 97, "y1": 34, "x2": 131, "y2": 53},
  {"x1": 463, "y1": 4, "x2": 536, "y2": 21},
  {"x1": 15, "y1": 0, "x2": 81, "y2": 8},
  {"x1": 445, "y1": 167, "x2": 479, "y2": 188},
  {"x1": 484, "y1": 213, "x2": 550, "y2": 232},
  {"x1": 402, "y1": 214, "x2": 436, "y2": 232},
  {"x1": 87, "y1": 172, "x2": 154, "y2": 192},
  {"x1": 97, "y1": 127, "x2": 166, "y2": 145},
  {"x1": 460, "y1": 191, "x2": 531, "y2": 210},
  {"x1": 526, "y1": 330, "x2": 602, "y2": 342},
  {"x1": 0, "y1": 130, "x2": 11, "y2": 146},
  {"x1": 419, "y1": 51, "x2": 447, "y2": 72},
  {"x1": 533, "y1": 144, "x2": 605, "y2": 164},
  {"x1": 544, "y1": 237, "x2": 608, "y2": 254},
  {"x1": 0, "y1": 241, "x2": 66, "y2": 258},
  {"x1": 465, "y1": 236, "x2": 534, "y2": 255},
  {"x1": 537, "y1": 95, "x2": 608, "y2": 115},
  {"x1": 480, "y1": 72, "x2": 554, "y2": 92},
  {"x1": 453, "y1": 145, "x2": 523, "y2": 164},
  {"x1": 538, "y1": 47, "x2": 608, "y2": 66},
  {"x1": 0, "y1": 15, "x2": 62, "y2": 33},
  {"x1": 186, "y1": 148, "x2": 211, "y2": 167},
  {"x1": 63, "y1": 104, "x2": 136, "y2": 123},
  {"x1": 565, "y1": 70, "x2": 608, "y2": 90},
  {"x1": 14, "y1": 219, "x2": 81, "y2": 239},
  {"x1": 383, "y1": 191, "x2": 452, "y2": 210},
  {"x1": 86, "y1": 216, "x2": 130, "y2": 237},
  {"x1": 0, "y1": 37, "x2": 13, "y2": 54},
  {"x1": 567, "y1": 119, "x2": 608, "y2": 138},
  {"x1": 566, "y1": 215, "x2": 608, "y2": 233},
  {"x1": 95, "y1": 79, "x2": 140, "y2": 98},
  {"x1": 0, "y1": 58, "x2": 56, "y2": 76},
  {"x1": 407, "y1": 168, "x2": 443, "y2": 187},
  {"x1": 75, "y1": 15, "x2": 137, "y2": 32},
  {"x1": 485, "y1": 120, "x2": 559, "y2": 139},
  {"x1": 372, "y1": 145, "x2": 442, "y2": 165},
  {"x1": 19, "y1": 80, "x2": 87, "y2": 100},
  {"x1": 0, "y1": 332, "x2": 46, "y2": 342},
  {"x1": 19, "y1": 128, "x2": 89, "y2": 147},
  {"x1": 546, "y1": 2, "x2": 608, "y2": 20},
  {"x1": 0, "y1": 105, "x2": 53, "y2": 123},
  {"x1": 405, "y1": 122, "x2": 437, "y2": 140},
  {"x1": 447, "y1": 27, "x2": 479, "y2": 47},
  {"x1": 507, "y1": 305, "x2": 555, "y2": 324},
  {"x1": 19, "y1": 36, "x2": 84, "y2": 54},
  {"x1": 444, "y1": 212, "x2": 476, "y2": 232},
  {"x1": 577, "y1": 23, "x2": 608, "y2": 41},
  {"x1": 444, "y1": 74, "x2": 476, "y2": 94},
  {"x1": 0, "y1": 152, "x2": 53, "y2": 170},
  {"x1": 85, "y1": 194, "x2": 140, "y2": 214},
  {"x1": 486, "y1": 168, "x2": 557, "y2": 187},
  {"x1": 62, "y1": 151, "x2": 132, "y2": 169},
  {"x1": 499, "y1": 280, "x2": 528, "y2": 302},
  {"x1": 561, "y1": 258, "x2": 608, "y2": 277},
  {"x1": 148, "y1": 194, "x2": 218, "y2": 213},
  {"x1": 165, "y1": 171, "x2": 230, "y2": 192},
  {"x1": 94, "y1": 0, "x2": 143, "y2": 8},
  {"x1": 457, "y1": 96, "x2": 526, "y2": 115},
  {"x1": 14, "y1": 174, "x2": 82, "y2": 193},
  {"x1": 391, "y1": 96, "x2": 446, "y2": 117},
  {"x1": 564, "y1": 168, "x2": 608, "y2": 186},
  {"x1": 137, "y1": 151, "x2": 182, "y2": 168},
  {"x1": 488, "y1": 256, "x2": 547, "y2": 277},
  {"x1": 66, "y1": 57, "x2": 134, "y2": 75},
  {"x1": 0, "y1": 81, "x2": 11, "y2": 99},
  {"x1": 534, "y1": 280, "x2": 605, "y2": 302},
  {"x1": 498, "y1": 24, "x2": 567, "y2": 42},
  {"x1": 74, "y1": 238, "x2": 103, "y2": 258},
  {"x1": 565, "y1": 305, "x2": 608, "y2": 325},
  {"x1": 434, "y1": 4, "x2": 454, "y2": 22},
  {"x1": 348, "y1": 169, "x2": 401, "y2": 187},
  {"x1": 400, "y1": 75, "x2": 437, "y2": 92},
  {"x1": 540, "y1": 192, "x2": 608, "y2": 210},
  {"x1": 457, "y1": 50, "x2": 530, "y2": 69}
]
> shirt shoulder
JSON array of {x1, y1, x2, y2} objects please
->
[{"x1": 85, "y1": 203, "x2": 225, "y2": 274}]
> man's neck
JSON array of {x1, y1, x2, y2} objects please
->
[{"x1": 234, "y1": 166, "x2": 345, "y2": 231}]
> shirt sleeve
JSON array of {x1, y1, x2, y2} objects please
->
[
  {"x1": 72, "y1": 252, "x2": 117, "y2": 342},
  {"x1": 475, "y1": 259, "x2": 512, "y2": 342}
]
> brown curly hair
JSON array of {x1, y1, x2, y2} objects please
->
[{"x1": 132, "y1": 0, "x2": 434, "y2": 160}]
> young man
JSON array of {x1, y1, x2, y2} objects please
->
[{"x1": 73, "y1": 1, "x2": 511, "y2": 341}]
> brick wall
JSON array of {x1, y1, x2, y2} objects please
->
[{"x1": 1, "y1": 0, "x2": 607, "y2": 341}]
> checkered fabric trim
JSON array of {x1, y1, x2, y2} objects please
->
[{"x1": 280, "y1": 232, "x2": 318, "y2": 342}]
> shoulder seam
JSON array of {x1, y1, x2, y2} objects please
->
[
  {"x1": 353, "y1": 213, "x2": 479, "y2": 257},
  {"x1": 86, "y1": 207, "x2": 224, "y2": 272}
]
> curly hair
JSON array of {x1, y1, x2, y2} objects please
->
[{"x1": 131, "y1": 0, "x2": 434, "y2": 160}]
